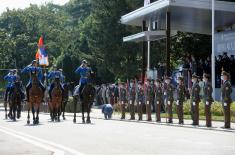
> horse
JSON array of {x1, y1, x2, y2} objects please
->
[
  {"x1": 73, "y1": 74, "x2": 96, "y2": 123},
  {"x1": 8, "y1": 81, "x2": 22, "y2": 121},
  {"x1": 61, "y1": 82, "x2": 71, "y2": 120},
  {"x1": 49, "y1": 78, "x2": 63, "y2": 122},
  {"x1": 27, "y1": 69, "x2": 44, "y2": 125}
]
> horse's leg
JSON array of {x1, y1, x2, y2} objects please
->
[
  {"x1": 73, "y1": 97, "x2": 77, "y2": 123},
  {"x1": 82, "y1": 102, "x2": 85, "y2": 123},
  {"x1": 13, "y1": 101, "x2": 16, "y2": 121},
  {"x1": 17, "y1": 100, "x2": 21, "y2": 119},
  {"x1": 62, "y1": 101, "x2": 66, "y2": 120},
  {"x1": 87, "y1": 102, "x2": 91, "y2": 124},
  {"x1": 4, "y1": 101, "x2": 7, "y2": 119},
  {"x1": 32, "y1": 106, "x2": 36, "y2": 125},
  {"x1": 36, "y1": 105, "x2": 40, "y2": 124},
  {"x1": 27, "y1": 103, "x2": 30, "y2": 124}
]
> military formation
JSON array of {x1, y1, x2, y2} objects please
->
[{"x1": 115, "y1": 71, "x2": 233, "y2": 129}]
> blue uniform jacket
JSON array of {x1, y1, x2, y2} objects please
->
[
  {"x1": 75, "y1": 66, "x2": 91, "y2": 85},
  {"x1": 47, "y1": 71, "x2": 63, "y2": 82},
  {"x1": 21, "y1": 66, "x2": 43, "y2": 83},
  {"x1": 4, "y1": 74, "x2": 17, "y2": 88}
]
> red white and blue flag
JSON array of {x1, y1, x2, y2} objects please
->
[{"x1": 35, "y1": 36, "x2": 49, "y2": 66}]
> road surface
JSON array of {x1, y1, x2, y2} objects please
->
[{"x1": 0, "y1": 109, "x2": 235, "y2": 155}]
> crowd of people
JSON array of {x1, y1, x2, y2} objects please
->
[{"x1": 97, "y1": 70, "x2": 233, "y2": 129}]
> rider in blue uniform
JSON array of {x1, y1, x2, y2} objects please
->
[
  {"x1": 75, "y1": 60, "x2": 92, "y2": 99},
  {"x1": 48, "y1": 66, "x2": 64, "y2": 100},
  {"x1": 21, "y1": 60, "x2": 45, "y2": 101},
  {"x1": 4, "y1": 70, "x2": 17, "y2": 102}
]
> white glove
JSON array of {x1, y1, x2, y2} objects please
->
[
  {"x1": 206, "y1": 101, "x2": 209, "y2": 105},
  {"x1": 164, "y1": 92, "x2": 167, "y2": 95},
  {"x1": 130, "y1": 101, "x2": 132, "y2": 105},
  {"x1": 147, "y1": 101, "x2": 149, "y2": 105},
  {"x1": 176, "y1": 100, "x2": 179, "y2": 105},
  {"x1": 168, "y1": 101, "x2": 171, "y2": 105},
  {"x1": 121, "y1": 101, "x2": 124, "y2": 105},
  {"x1": 157, "y1": 101, "x2": 159, "y2": 105},
  {"x1": 193, "y1": 102, "x2": 196, "y2": 106},
  {"x1": 139, "y1": 102, "x2": 141, "y2": 105},
  {"x1": 224, "y1": 103, "x2": 227, "y2": 106}
]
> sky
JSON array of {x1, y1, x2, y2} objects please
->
[{"x1": 0, "y1": 0, "x2": 70, "y2": 14}]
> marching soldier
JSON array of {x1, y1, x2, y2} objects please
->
[
  {"x1": 119, "y1": 82, "x2": 127, "y2": 119},
  {"x1": 164, "y1": 76, "x2": 175, "y2": 123},
  {"x1": 154, "y1": 79, "x2": 163, "y2": 122},
  {"x1": 203, "y1": 73, "x2": 213, "y2": 127},
  {"x1": 176, "y1": 76, "x2": 186, "y2": 124},
  {"x1": 146, "y1": 79, "x2": 154, "y2": 121},
  {"x1": 191, "y1": 74, "x2": 201, "y2": 126},
  {"x1": 129, "y1": 79, "x2": 136, "y2": 120},
  {"x1": 221, "y1": 71, "x2": 233, "y2": 128},
  {"x1": 137, "y1": 81, "x2": 145, "y2": 121}
]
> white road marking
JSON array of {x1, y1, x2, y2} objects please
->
[{"x1": 0, "y1": 126, "x2": 86, "y2": 155}]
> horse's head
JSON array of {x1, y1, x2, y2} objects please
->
[
  {"x1": 82, "y1": 84, "x2": 96, "y2": 101},
  {"x1": 30, "y1": 67, "x2": 39, "y2": 84}
]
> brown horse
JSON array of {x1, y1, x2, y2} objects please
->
[
  {"x1": 49, "y1": 78, "x2": 63, "y2": 122},
  {"x1": 61, "y1": 82, "x2": 71, "y2": 120},
  {"x1": 8, "y1": 81, "x2": 22, "y2": 121},
  {"x1": 27, "y1": 69, "x2": 44, "y2": 125}
]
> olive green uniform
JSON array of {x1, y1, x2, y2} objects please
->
[
  {"x1": 221, "y1": 80, "x2": 233, "y2": 128},
  {"x1": 203, "y1": 82, "x2": 213, "y2": 127},
  {"x1": 155, "y1": 85, "x2": 163, "y2": 122},
  {"x1": 146, "y1": 84, "x2": 154, "y2": 121},
  {"x1": 176, "y1": 84, "x2": 186, "y2": 124},
  {"x1": 137, "y1": 87, "x2": 145, "y2": 120},
  {"x1": 129, "y1": 86, "x2": 136, "y2": 120},
  {"x1": 164, "y1": 84, "x2": 175, "y2": 123},
  {"x1": 119, "y1": 87, "x2": 127, "y2": 119},
  {"x1": 191, "y1": 82, "x2": 200, "y2": 125}
]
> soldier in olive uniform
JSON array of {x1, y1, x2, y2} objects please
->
[
  {"x1": 176, "y1": 76, "x2": 186, "y2": 124},
  {"x1": 137, "y1": 81, "x2": 145, "y2": 121},
  {"x1": 119, "y1": 82, "x2": 127, "y2": 119},
  {"x1": 164, "y1": 77, "x2": 175, "y2": 123},
  {"x1": 146, "y1": 79, "x2": 154, "y2": 121},
  {"x1": 129, "y1": 79, "x2": 136, "y2": 120},
  {"x1": 221, "y1": 71, "x2": 233, "y2": 128},
  {"x1": 203, "y1": 73, "x2": 214, "y2": 127},
  {"x1": 191, "y1": 74, "x2": 201, "y2": 126},
  {"x1": 154, "y1": 79, "x2": 163, "y2": 122}
]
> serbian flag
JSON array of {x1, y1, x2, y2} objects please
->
[{"x1": 35, "y1": 36, "x2": 49, "y2": 66}]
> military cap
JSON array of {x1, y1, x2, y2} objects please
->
[
  {"x1": 192, "y1": 73, "x2": 199, "y2": 79},
  {"x1": 82, "y1": 59, "x2": 88, "y2": 64},
  {"x1": 178, "y1": 76, "x2": 184, "y2": 81},
  {"x1": 222, "y1": 71, "x2": 229, "y2": 76}
]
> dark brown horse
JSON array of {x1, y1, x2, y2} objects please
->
[
  {"x1": 73, "y1": 72, "x2": 96, "y2": 124},
  {"x1": 49, "y1": 78, "x2": 63, "y2": 122},
  {"x1": 8, "y1": 81, "x2": 22, "y2": 121},
  {"x1": 27, "y1": 69, "x2": 44, "y2": 125}
]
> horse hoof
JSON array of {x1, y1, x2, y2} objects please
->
[
  {"x1": 33, "y1": 120, "x2": 37, "y2": 125},
  {"x1": 58, "y1": 118, "x2": 60, "y2": 122},
  {"x1": 27, "y1": 120, "x2": 30, "y2": 124},
  {"x1": 13, "y1": 118, "x2": 16, "y2": 122},
  {"x1": 73, "y1": 119, "x2": 76, "y2": 123},
  {"x1": 86, "y1": 120, "x2": 91, "y2": 124},
  {"x1": 63, "y1": 117, "x2": 66, "y2": 120},
  {"x1": 5, "y1": 115, "x2": 7, "y2": 119}
]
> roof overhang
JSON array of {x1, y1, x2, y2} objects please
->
[
  {"x1": 123, "y1": 30, "x2": 178, "y2": 42},
  {"x1": 121, "y1": 0, "x2": 235, "y2": 35}
]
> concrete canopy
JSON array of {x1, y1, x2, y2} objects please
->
[{"x1": 121, "y1": 0, "x2": 235, "y2": 35}]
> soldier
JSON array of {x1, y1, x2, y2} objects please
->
[
  {"x1": 164, "y1": 76, "x2": 175, "y2": 123},
  {"x1": 176, "y1": 76, "x2": 186, "y2": 124},
  {"x1": 137, "y1": 81, "x2": 145, "y2": 121},
  {"x1": 128, "y1": 79, "x2": 136, "y2": 120},
  {"x1": 221, "y1": 71, "x2": 233, "y2": 128},
  {"x1": 191, "y1": 74, "x2": 201, "y2": 126},
  {"x1": 119, "y1": 82, "x2": 127, "y2": 119},
  {"x1": 203, "y1": 73, "x2": 213, "y2": 127},
  {"x1": 154, "y1": 79, "x2": 163, "y2": 122},
  {"x1": 146, "y1": 79, "x2": 154, "y2": 121}
]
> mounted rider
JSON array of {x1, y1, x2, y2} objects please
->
[
  {"x1": 75, "y1": 60, "x2": 92, "y2": 99},
  {"x1": 4, "y1": 70, "x2": 17, "y2": 102},
  {"x1": 21, "y1": 60, "x2": 45, "y2": 102},
  {"x1": 47, "y1": 66, "x2": 64, "y2": 100}
]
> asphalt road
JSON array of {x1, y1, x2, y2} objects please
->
[{"x1": 0, "y1": 109, "x2": 235, "y2": 155}]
